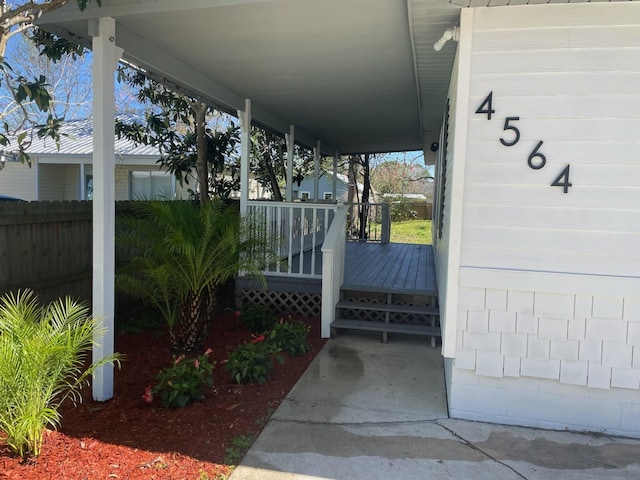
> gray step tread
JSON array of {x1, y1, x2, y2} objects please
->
[
  {"x1": 336, "y1": 300, "x2": 439, "y2": 316},
  {"x1": 341, "y1": 284, "x2": 439, "y2": 296},
  {"x1": 331, "y1": 319, "x2": 441, "y2": 336}
]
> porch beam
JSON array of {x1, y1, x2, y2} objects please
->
[
  {"x1": 239, "y1": 99, "x2": 252, "y2": 216},
  {"x1": 90, "y1": 16, "x2": 122, "y2": 402},
  {"x1": 285, "y1": 125, "x2": 295, "y2": 202},
  {"x1": 313, "y1": 141, "x2": 320, "y2": 202},
  {"x1": 38, "y1": 0, "x2": 276, "y2": 23}
]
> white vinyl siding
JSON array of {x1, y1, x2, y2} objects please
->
[
  {"x1": 447, "y1": 2, "x2": 640, "y2": 436},
  {"x1": 39, "y1": 164, "x2": 79, "y2": 200},
  {"x1": 0, "y1": 161, "x2": 37, "y2": 200},
  {"x1": 462, "y1": 3, "x2": 640, "y2": 277}
]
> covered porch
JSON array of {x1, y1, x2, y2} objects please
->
[{"x1": 38, "y1": 0, "x2": 458, "y2": 400}]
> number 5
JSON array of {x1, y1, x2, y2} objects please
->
[{"x1": 500, "y1": 117, "x2": 520, "y2": 147}]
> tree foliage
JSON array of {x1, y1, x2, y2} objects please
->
[
  {"x1": 115, "y1": 67, "x2": 241, "y2": 204},
  {"x1": 0, "y1": 0, "x2": 99, "y2": 163}
]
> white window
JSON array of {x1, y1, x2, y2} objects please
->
[
  {"x1": 129, "y1": 171, "x2": 174, "y2": 200},
  {"x1": 300, "y1": 191, "x2": 310, "y2": 200},
  {"x1": 324, "y1": 192, "x2": 333, "y2": 200}
]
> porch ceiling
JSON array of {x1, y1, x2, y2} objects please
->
[{"x1": 39, "y1": 0, "x2": 462, "y2": 155}]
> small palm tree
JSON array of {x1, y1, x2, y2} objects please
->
[
  {"x1": 117, "y1": 200, "x2": 275, "y2": 353},
  {"x1": 0, "y1": 290, "x2": 121, "y2": 459}
]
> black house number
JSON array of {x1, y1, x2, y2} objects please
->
[{"x1": 476, "y1": 91, "x2": 572, "y2": 193}]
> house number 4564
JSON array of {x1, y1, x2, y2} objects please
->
[{"x1": 475, "y1": 92, "x2": 572, "y2": 194}]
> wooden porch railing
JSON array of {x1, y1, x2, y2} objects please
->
[
  {"x1": 321, "y1": 205, "x2": 348, "y2": 338},
  {"x1": 345, "y1": 202, "x2": 390, "y2": 244},
  {"x1": 246, "y1": 201, "x2": 338, "y2": 277}
]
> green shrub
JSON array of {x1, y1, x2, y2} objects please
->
[
  {"x1": 0, "y1": 290, "x2": 121, "y2": 459},
  {"x1": 390, "y1": 202, "x2": 418, "y2": 222},
  {"x1": 151, "y1": 349, "x2": 215, "y2": 408},
  {"x1": 267, "y1": 319, "x2": 311, "y2": 356},
  {"x1": 225, "y1": 341, "x2": 282, "y2": 384},
  {"x1": 239, "y1": 304, "x2": 277, "y2": 333}
]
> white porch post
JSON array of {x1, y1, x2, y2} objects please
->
[
  {"x1": 332, "y1": 152, "x2": 338, "y2": 201},
  {"x1": 285, "y1": 125, "x2": 294, "y2": 201},
  {"x1": 80, "y1": 163, "x2": 86, "y2": 200},
  {"x1": 313, "y1": 141, "x2": 320, "y2": 201},
  {"x1": 238, "y1": 98, "x2": 251, "y2": 216},
  {"x1": 90, "y1": 16, "x2": 122, "y2": 402}
]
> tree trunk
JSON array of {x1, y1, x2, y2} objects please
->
[
  {"x1": 173, "y1": 290, "x2": 209, "y2": 354},
  {"x1": 195, "y1": 102, "x2": 209, "y2": 206},
  {"x1": 264, "y1": 134, "x2": 283, "y2": 201},
  {"x1": 359, "y1": 153, "x2": 371, "y2": 239}
]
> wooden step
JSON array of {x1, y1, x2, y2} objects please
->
[
  {"x1": 336, "y1": 300, "x2": 439, "y2": 316},
  {"x1": 331, "y1": 319, "x2": 441, "y2": 337}
]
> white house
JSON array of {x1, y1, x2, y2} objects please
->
[
  {"x1": 38, "y1": 0, "x2": 640, "y2": 437},
  {"x1": 295, "y1": 171, "x2": 370, "y2": 202},
  {"x1": 0, "y1": 118, "x2": 188, "y2": 201}
]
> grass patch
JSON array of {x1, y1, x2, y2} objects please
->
[{"x1": 389, "y1": 220, "x2": 432, "y2": 245}]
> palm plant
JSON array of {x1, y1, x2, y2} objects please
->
[
  {"x1": 116, "y1": 200, "x2": 276, "y2": 353},
  {"x1": 0, "y1": 290, "x2": 121, "y2": 459}
]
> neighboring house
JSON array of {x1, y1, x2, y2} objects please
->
[
  {"x1": 0, "y1": 118, "x2": 189, "y2": 201},
  {"x1": 295, "y1": 171, "x2": 373, "y2": 202},
  {"x1": 41, "y1": 0, "x2": 640, "y2": 438}
]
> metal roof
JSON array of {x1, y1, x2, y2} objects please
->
[{"x1": 20, "y1": 117, "x2": 160, "y2": 157}]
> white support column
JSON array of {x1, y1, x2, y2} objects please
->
[
  {"x1": 80, "y1": 163, "x2": 86, "y2": 200},
  {"x1": 238, "y1": 98, "x2": 251, "y2": 216},
  {"x1": 313, "y1": 141, "x2": 320, "y2": 202},
  {"x1": 91, "y1": 16, "x2": 123, "y2": 402},
  {"x1": 285, "y1": 125, "x2": 294, "y2": 201},
  {"x1": 332, "y1": 152, "x2": 339, "y2": 201}
]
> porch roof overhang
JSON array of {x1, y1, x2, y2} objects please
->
[{"x1": 38, "y1": 0, "x2": 462, "y2": 158}]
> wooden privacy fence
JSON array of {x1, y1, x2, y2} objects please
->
[
  {"x1": 412, "y1": 203, "x2": 433, "y2": 220},
  {"x1": 0, "y1": 201, "x2": 142, "y2": 305},
  {"x1": 0, "y1": 201, "x2": 93, "y2": 304}
]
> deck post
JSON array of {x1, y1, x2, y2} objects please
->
[
  {"x1": 313, "y1": 141, "x2": 320, "y2": 201},
  {"x1": 285, "y1": 125, "x2": 295, "y2": 201},
  {"x1": 90, "y1": 16, "x2": 123, "y2": 402},
  {"x1": 238, "y1": 98, "x2": 251, "y2": 216},
  {"x1": 332, "y1": 152, "x2": 338, "y2": 201}
]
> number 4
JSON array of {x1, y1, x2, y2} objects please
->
[
  {"x1": 475, "y1": 92, "x2": 496, "y2": 120},
  {"x1": 551, "y1": 164, "x2": 572, "y2": 193}
]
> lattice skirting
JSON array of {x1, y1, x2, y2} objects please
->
[{"x1": 238, "y1": 289, "x2": 321, "y2": 317}]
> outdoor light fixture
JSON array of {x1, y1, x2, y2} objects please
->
[{"x1": 434, "y1": 26, "x2": 459, "y2": 51}]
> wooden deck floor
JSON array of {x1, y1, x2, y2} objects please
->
[
  {"x1": 343, "y1": 242, "x2": 437, "y2": 295},
  {"x1": 241, "y1": 242, "x2": 437, "y2": 296}
]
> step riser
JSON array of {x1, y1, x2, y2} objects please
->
[{"x1": 334, "y1": 286, "x2": 440, "y2": 344}]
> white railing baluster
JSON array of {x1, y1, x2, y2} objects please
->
[
  {"x1": 245, "y1": 201, "x2": 339, "y2": 279},
  {"x1": 311, "y1": 207, "x2": 318, "y2": 276}
]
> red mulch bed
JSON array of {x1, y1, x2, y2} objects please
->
[{"x1": 0, "y1": 313, "x2": 327, "y2": 480}]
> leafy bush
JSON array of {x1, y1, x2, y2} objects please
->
[
  {"x1": 390, "y1": 201, "x2": 418, "y2": 222},
  {"x1": 267, "y1": 319, "x2": 311, "y2": 356},
  {"x1": 0, "y1": 290, "x2": 121, "y2": 459},
  {"x1": 151, "y1": 349, "x2": 215, "y2": 408},
  {"x1": 225, "y1": 341, "x2": 282, "y2": 384},
  {"x1": 239, "y1": 304, "x2": 277, "y2": 333}
]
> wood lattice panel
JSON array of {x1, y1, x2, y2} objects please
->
[{"x1": 239, "y1": 289, "x2": 321, "y2": 317}]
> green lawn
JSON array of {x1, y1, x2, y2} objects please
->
[{"x1": 389, "y1": 220, "x2": 432, "y2": 245}]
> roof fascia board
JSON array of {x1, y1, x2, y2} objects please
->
[{"x1": 38, "y1": 0, "x2": 276, "y2": 24}]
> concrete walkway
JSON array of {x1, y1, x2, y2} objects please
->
[{"x1": 230, "y1": 332, "x2": 640, "y2": 480}]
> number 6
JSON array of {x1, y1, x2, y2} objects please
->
[{"x1": 527, "y1": 141, "x2": 546, "y2": 170}]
